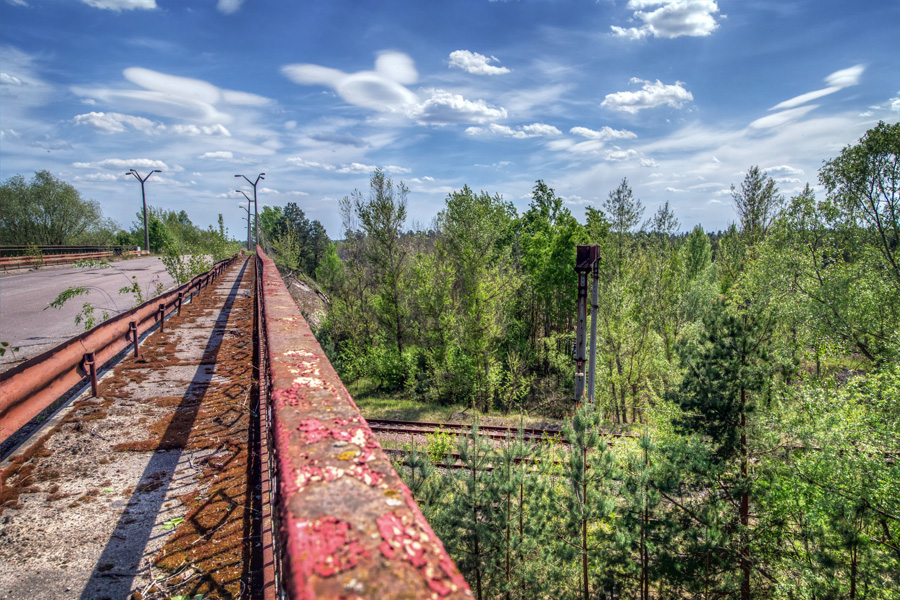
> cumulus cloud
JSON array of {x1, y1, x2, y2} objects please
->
[
  {"x1": 407, "y1": 89, "x2": 507, "y2": 125},
  {"x1": 604, "y1": 147, "x2": 639, "y2": 161},
  {"x1": 769, "y1": 64, "x2": 865, "y2": 111},
  {"x1": 73, "y1": 111, "x2": 162, "y2": 134},
  {"x1": 216, "y1": 0, "x2": 243, "y2": 14},
  {"x1": 336, "y1": 162, "x2": 377, "y2": 174},
  {"x1": 282, "y1": 51, "x2": 418, "y2": 112},
  {"x1": 601, "y1": 78, "x2": 693, "y2": 113},
  {"x1": 763, "y1": 165, "x2": 805, "y2": 177},
  {"x1": 72, "y1": 158, "x2": 169, "y2": 170},
  {"x1": 81, "y1": 0, "x2": 156, "y2": 11},
  {"x1": 611, "y1": 0, "x2": 720, "y2": 40},
  {"x1": 72, "y1": 67, "x2": 271, "y2": 125},
  {"x1": 199, "y1": 151, "x2": 233, "y2": 160},
  {"x1": 287, "y1": 157, "x2": 336, "y2": 170},
  {"x1": 171, "y1": 123, "x2": 231, "y2": 136},
  {"x1": 467, "y1": 122, "x2": 561, "y2": 138},
  {"x1": 449, "y1": 50, "x2": 510, "y2": 75},
  {"x1": 570, "y1": 126, "x2": 637, "y2": 141}
]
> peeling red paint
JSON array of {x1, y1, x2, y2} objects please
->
[
  {"x1": 296, "y1": 516, "x2": 370, "y2": 579},
  {"x1": 377, "y1": 511, "x2": 468, "y2": 597},
  {"x1": 257, "y1": 246, "x2": 471, "y2": 599}
]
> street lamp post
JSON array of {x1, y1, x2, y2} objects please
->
[
  {"x1": 236, "y1": 191, "x2": 253, "y2": 251},
  {"x1": 126, "y1": 169, "x2": 161, "y2": 253},
  {"x1": 235, "y1": 173, "x2": 264, "y2": 250}
]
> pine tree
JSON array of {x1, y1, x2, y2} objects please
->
[{"x1": 670, "y1": 299, "x2": 771, "y2": 600}]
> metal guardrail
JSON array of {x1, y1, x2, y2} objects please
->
[
  {"x1": 0, "y1": 244, "x2": 138, "y2": 257},
  {"x1": 255, "y1": 246, "x2": 471, "y2": 599},
  {"x1": 0, "y1": 250, "x2": 149, "y2": 271},
  {"x1": 0, "y1": 253, "x2": 241, "y2": 444}
]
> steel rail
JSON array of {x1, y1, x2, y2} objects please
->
[
  {"x1": 0, "y1": 253, "x2": 240, "y2": 444},
  {"x1": 256, "y1": 246, "x2": 470, "y2": 599}
]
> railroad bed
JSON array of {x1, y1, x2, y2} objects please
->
[{"x1": 0, "y1": 257, "x2": 260, "y2": 600}]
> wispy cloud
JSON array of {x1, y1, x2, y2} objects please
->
[
  {"x1": 216, "y1": 0, "x2": 243, "y2": 14},
  {"x1": 448, "y1": 50, "x2": 510, "y2": 75},
  {"x1": 72, "y1": 67, "x2": 271, "y2": 125},
  {"x1": 73, "y1": 111, "x2": 163, "y2": 134},
  {"x1": 466, "y1": 122, "x2": 561, "y2": 139},
  {"x1": 199, "y1": 150, "x2": 233, "y2": 160},
  {"x1": 769, "y1": 64, "x2": 865, "y2": 111},
  {"x1": 611, "y1": 0, "x2": 720, "y2": 40},
  {"x1": 72, "y1": 158, "x2": 169, "y2": 170},
  {"x1": 81, "y1": 0, "x2": 156, "y2": 11},
  {"x1": 601, "y1": 78, "x2": 693, "y2": 113}
]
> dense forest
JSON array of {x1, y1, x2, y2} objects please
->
[{"x1": 263, "y1": 121, "x2": 900, "y2": 598}]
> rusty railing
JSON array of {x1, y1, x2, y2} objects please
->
[
  {"x1": 0, "y1": 253, "x2": 240, "y2": 444},
  {"x1": 255, "y1": 246, "x2": 471, "y2": 599}
]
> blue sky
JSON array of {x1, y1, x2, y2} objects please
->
[{"x1": 2, "y1": 0, "x2": 898, "y2": 240}]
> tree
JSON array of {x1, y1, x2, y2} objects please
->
[
  {"x1": 671, "y1": 299, "x2": 773, "y2": 600},
  {"x1": 355, "y1": 169, "x2": 410, "y2": 355},
  {"x1": 1, "y1": 170, "x2": 118, "y2": 245},
  {"x1": 819, "y1": 121, "x2": 900, "y2": 286},
  {"x1": 603, "y1": 177, "x2": 644, "y2": 265},
  {"x1": 731, "y1": 166, "x2": 783, "y2": 247}
]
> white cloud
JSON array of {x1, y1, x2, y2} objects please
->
[
  {"x1": 286, "y1": 190, "x2": 309, "y2": 196},
  {"x1": 749, "y1": 105, "x2": 818, "y2": 129},
  {"x1": 0, "y1": 72, "x2": 24, "y2": 85},
  {"x1": 449, "y1": 50, "x2": 510, "y2": 75},
  {"x1": 216, "y1": 0, "x2": 243, "y2": 14},
  {"x1": 601, "y1": 78, "x2": 693, "y2": 113},
  {"x1": 287, "y1": 157, "x2": 336, "y2": 170},
  {"x1": 570, "y1": 126, "x2": 637, "y2": 141},
  {"x1": 408, "y1": 89, "x2": 507, "y2": 125},
  {"x1": 73, "y1": 111, "x2": 162, "y2": 134},
  {"x1": 467, "y1": 122, "x2": 561, "y2": 138},
  {"x1": 73, "y1": 173, "x2": 120, "y2": 182},
  {"x1": 336, "y1": 162, "x2": 377, "y2": 174},
  {"x1": 763, "y1": 165, "x2": 804, "y2": 177},
  {"x1": 72, "y1": 67, "x2": 271, "y2": 125},
  {"x1": 383, "y1": 165, "x2": 411, "y2": 174},
  {"x1": 72, "y1": 158, "x2": 169, "y2": 170},
  {"x1": 770, "y1": 64, "x2": 865, "y2": 111},
  {"x1": 611, "y1": 0, "x2": 720, "y2": 40},
  {"x1": 281, "y1": 51, "x2": 418, "y2": 112},
  {"x1": 199, "y1": 151, "x2": 233, "y2": 160},
  {"x1": 171, "y1": 123, "x2": 231, "y2": 136},
  {"x1": 81, "y1": 0, "x2": 156, "y2": 11},
  {"x1": 604, "y1": 147, "x2": 639, "y2": 161},
  {"x1": 640, "y1": 158, "x2": 660, "y2": 168}
]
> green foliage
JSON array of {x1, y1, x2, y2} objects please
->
[
  {"x1": 0, "y1": 170, "x2": 119, "y2": 245},
  {"x1": 731, "y1": 165, "x2": 784, "y2": 246},
  {"x1": 425, "y1": 426, "x2": 454, "y2": 464},
  {"x1": 0, "y1": 341, "x2": 21, "y2": 359}
]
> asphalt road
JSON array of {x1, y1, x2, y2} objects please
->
[{"x1": 0, "y1": 257, "x2": 175, "y2": 372}]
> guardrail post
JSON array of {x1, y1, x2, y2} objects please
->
[
  {"x1": 177, "y1": 292, "x2": 184, "y2": 315},
  {"x1": 158, "y1": 303, "x2": 166, "y2": 332},
  {"x1": 128, "y1": 321, "x2": 140, "y2": 358},
  {"x1": 82, "y1": 352, "x2": 99, "y2": 397}
]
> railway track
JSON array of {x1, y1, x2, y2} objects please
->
[{"x1": 367, "y1": 418, "x2": 638, "y2": 446}]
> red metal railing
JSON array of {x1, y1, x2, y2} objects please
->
[
  {"x1": 0, "y1": 250, "x2": 149, "y2": 271},
  {"x1": 0, "y1": 253, "x2": 240, "y2": 444},
  {"x1": 256, "y1": 246, "x2": 471, "y2": 599}
]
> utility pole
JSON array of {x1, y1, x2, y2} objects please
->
[
  {"x1": 126, "y1": 168, "x2": 161, "y2": 253},
  {"x1": 574, "y1": 245, "x2": 599, "y2": 405},
  {"x1": 235, "y1": 173, "x2": 264, "y2": 249},
  {"x1": 236, "y1": 190, "x2": 253, "y2": 251}
]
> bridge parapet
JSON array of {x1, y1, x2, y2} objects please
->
[{"x1": 256, "y1": 247, "x2": 471, "y2": 599}]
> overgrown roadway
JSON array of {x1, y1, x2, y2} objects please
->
[
  {"x1": 1, "y1": 255, "x2": 259, "y2": 600},
  {"x1": 0, "y1": 257, "x2": 176, "y2": 373}
]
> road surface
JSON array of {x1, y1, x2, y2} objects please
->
[{"x1": 0, "y1": 257, "x2": 175, "y2": 372}]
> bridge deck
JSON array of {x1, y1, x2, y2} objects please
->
[{"x1": 0, "y1": 257, "x2": 260, "y2": 599}]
